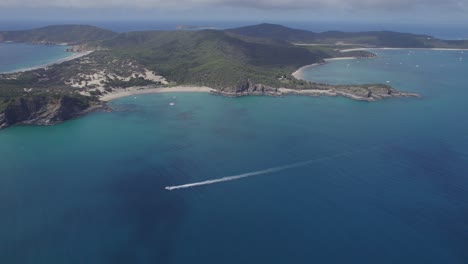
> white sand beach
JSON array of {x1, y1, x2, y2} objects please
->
[
  {"x1": 292, "y1": 57, "x2": 357, "y2": 80},
  {"x1": 291, "y1": 63, "x2": 323, "y2": 80},
  {"x1": 325, "y1": 57, "x2": 357, "y2": 61},
  {"x1": 339, "y1": 48, "x2": 367, "y2": 52},
  {"x1": 293, "y1": 46, "x2": 468, "y2": 81},
  {"x1": 100, "y1": 86, "x2": 216, "y2": 101}
]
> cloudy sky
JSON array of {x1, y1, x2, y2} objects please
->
[{"x1": 0, "y1": 0, "x2": 467, "y2": 22}]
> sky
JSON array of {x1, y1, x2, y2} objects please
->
[{"x1": 0, "y1": 0, "x2": 467, "y2": 23}]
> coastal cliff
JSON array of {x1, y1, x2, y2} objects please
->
[
  {"x1": 0, "y1": 23, "x2": 430, "y2": 130},
  {"x1": 0, "y1": 95, "x2": 107, "y2": 129}
]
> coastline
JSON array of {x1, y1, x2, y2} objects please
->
[
  {"x1": 98, "y1": 83, "x2": 418, "y2": 104},
  {"x1": 340, "y1": 47, "x2": 468, "y2": 52},
  {"x1": 2, "y1": 51, "x2": 93, "y2": 74},
  {"x1": 290, "y1": 53, "x2": 419, "y2": 101},
  {"x1": 100, "y1": 86, "x2": 216, "y2": 101},
  {"x1": 293, "y1": 46, "x2": 468, "y2": 81},
  {"x1": 292, "y1": 57, "x2": 357, "y2": 80},
  {"x1": 278, "y1": 87, "x2": 418, "y2": 101},
  {"x1": 291, "y1": 48, "x2": 468, "y2": 80}
]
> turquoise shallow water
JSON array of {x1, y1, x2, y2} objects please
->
[
  {"x1": 0, "y1": 49, "x2": 467, "y2": 263},
  {"x1": 0, "y1": 42, "x2": 71, "y2": 73}
]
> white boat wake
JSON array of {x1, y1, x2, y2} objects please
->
[{"x1": 165, "y1": 149, "x2": 363, "y2": 191}]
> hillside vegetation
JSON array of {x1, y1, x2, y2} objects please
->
[
  {"x1": 227, "y1": 23, "x2": 468, "y2": 48},
  {"x1": 2, "y1": 22, "x2": 458, "y2": 128},
  {"x1": 4, "y1": 22, "x2": 463, "y2": 95},
  {"x1": 102, "y1": 30, "x2": 327, "y2": 88},
  {"x1": 0, "y1": 25, "x2": 117, "y2": 44}
]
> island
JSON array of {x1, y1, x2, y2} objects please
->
[{"x1": 2, "y1": 23, "x2": 466, "y2": 129}]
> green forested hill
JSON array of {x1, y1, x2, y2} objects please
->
[
  {"x1": 1, "y1": 23, "x2": 433, "y2": 128},
  {"x1": 7, "y1": 23, "x2": 453, "y2": 94},
  {"x1": 226, "y1": 23, "x2": 318, "y2": 42},
  {"x1": 102, "y1": 30, "x2": 326, "y2": 88},
  {"x1": 0, "y1": 25, "x2": 117, "y2": 44},
  {"x1": 5, "y1": 22, "x2": 466, "y2": 93},
  {"x1": 227, "y1": 23, "x2": 468, "y2": 48}
]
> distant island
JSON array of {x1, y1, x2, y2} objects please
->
[{"x1": 3, "y1": 23, "x2": 467, "y2": 129}]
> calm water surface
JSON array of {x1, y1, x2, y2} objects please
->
[
  {"x1": 0, "y1": 42, "x2": 71, "y2": 73},
  {"x1": 0, "y1": 49, "x2": 467, "y2": 263}
]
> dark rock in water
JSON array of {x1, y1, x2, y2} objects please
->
[{"x1": 0, "y1": 95, "x2": 107, "y2": 129}]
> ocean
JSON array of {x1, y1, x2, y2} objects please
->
[
  {"x1": 0, "y1": 42, "x2": 71, "y2": 73},
  {"x1": 0, "y1": 48, "x2": 467, "y2": 263}
]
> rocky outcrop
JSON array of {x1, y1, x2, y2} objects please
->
[
  {"x1": 337, "y1": 84, "x2": 419, "y2": 101},
  {"x1": 210, "y1": 80, "x2": 419, "y2": 101},
  {"x1": 212, "y1": 80, "x2": 280, "y2": 97},
  {"x1": 279, "y1": 84, "x2": 419, "y2": 101},
  {"x1": 0, "y1": 95, "x2": 107, "y2": 129}
]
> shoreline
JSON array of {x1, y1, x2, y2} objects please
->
[
  {"x1": 293, "y1": 46, "x2": 468, "y2": 81},
  {"x1": 100, "y1": 86, "x2": 216, "y2": 101},
  {"x1": 1, "y1": 51, "x2": 93, "y2": 74},
  {"x1": 292, "y1": 57, "x2": 357, "y2": 80},
  {"x1": 340, "y1": 47, "x2": 468, "y2": 52},
  {"x1": 98, "y1": 83, "x2": 418, "y2": 104}
]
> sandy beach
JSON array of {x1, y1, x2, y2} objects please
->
[
  {"x1": 100, "y1": 86, "x2": 216, "y2": 101},
  {"x1": 293, "y1": 46, "x2": 468, "y2": 81},
  {"x1": 3, "y1": 51, "x2": 93, "y2": 74},
  {"x1": 292, "y1": 57, "x2": 357, "y2": 80},
  {"x1": 325, "y1": 57, "x2": 357, "y2": 61},
  {"x1": 292, "y1": 63, "x2": 322, "y2": 80}
]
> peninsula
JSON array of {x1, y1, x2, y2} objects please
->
[{"x1": 3, "y1": 23, "x2": 464, "y2": 129}]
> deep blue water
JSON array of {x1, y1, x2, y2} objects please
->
[
  {"x1": 0, "y1": 42, "x2": 71, "y2": 73},
  {"x1": 0, "y1": 50, "x2": 467, "y2": 263}
]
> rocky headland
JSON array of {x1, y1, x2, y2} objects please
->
[
  {"x1": 1, "y1": 23, "x2": 434, "y2": 130},
  {"x1": 0, "y1": 95, "x2": 108, "y2": 129}
]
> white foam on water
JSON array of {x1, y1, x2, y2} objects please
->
[{"x1": 165, "y1": 150, "x2": 362, "y2": 191}]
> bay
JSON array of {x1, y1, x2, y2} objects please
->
[{"x1": 0, "y1": 42, "x2": 71, "y2": 73}]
